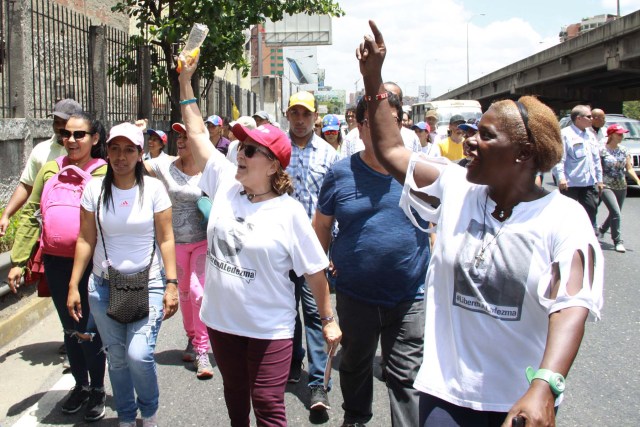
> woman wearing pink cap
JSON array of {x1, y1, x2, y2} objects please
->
[
  {"x1": 177, "y1": 54, "x2": 341, "y2": 426},
  {"x1": 68, "y1": 122, "x2": 178, "y2": 427},
  {"x1": 598, "y1": 124, "x2": 640, "y2": 253}
]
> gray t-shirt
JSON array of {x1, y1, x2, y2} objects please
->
[{"x1": 149, "y1": 156, "x2": 207, "y2": 244}]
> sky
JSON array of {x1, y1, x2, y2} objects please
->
[{"x1": 315, "y1": 0, "x2": 640, "y2": 101}]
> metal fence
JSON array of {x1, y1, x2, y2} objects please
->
[{"x1": 0, "y1": 0, "x2": 257, "y2": 125}]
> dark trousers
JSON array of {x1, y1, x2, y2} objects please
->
[
  {"x1": 337, "y1": 292, "x2": 425, "y2": 426},
  {"x1": 208, "y1": 328, "x2": 292, "y2": 427},
  {"x1": 561, "y1": 186, "x2": 599, "y2": 231},
  {"x1": 43, "y1": 254, "x2": 105, "y2": 388}
]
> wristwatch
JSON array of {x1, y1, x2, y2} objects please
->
[{"x1": 526, "y1": 366, "x2": 566, "y2": 396}]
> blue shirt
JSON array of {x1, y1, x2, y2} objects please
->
[
  {"x1": 286, "y1": 132, "x2": 339, "y2": 220},
  {"x1": 556, "y1": 124, "x2": 603, "y2": 186},
  {"x1": 317, "y1": 153, "x2": 429, "y2": 307}
]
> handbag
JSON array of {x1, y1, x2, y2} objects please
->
[
  {"x1": 97, "y1": 189, "x2": 154, "y2": 324},
  {"x1": 196, "y1": 195, "x2": 212, "y2": 225},
  {"x1": 24, "y1": 242, "x2": 51, "y2": 297}
]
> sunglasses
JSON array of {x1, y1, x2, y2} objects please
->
[
  {"x1": 60, "y1": 130, "x2": 94, "y2": 140},
  {"x1": 324, "y1": 130, "x2": 339, "y2": 135},
  {"x1": 239, "y1": 142, "x2": 274, "y2": 160}
]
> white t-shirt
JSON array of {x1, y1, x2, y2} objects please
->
[
  {"x1": 400, "y1": 154, "x2": 604, "y2": 412},
  {"x1": 148, "y1": 156, "x2": 207, "y2": 244},
  {"x1": 199, "y1": 152, "x2": 329, "y2": 340},
  {"x1": 20, "y1": 135, "x2": 67, "y2": 186},
  {"x1": 82, "y1": 176, "x2": 172, "y2": 278}
]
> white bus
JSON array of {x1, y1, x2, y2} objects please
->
[{"x1": 412, "y1": 100, "x2": 482, "y2": 136}]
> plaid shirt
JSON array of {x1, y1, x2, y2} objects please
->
[{"x1": 286, "y1": 132, "x2": 339, "y2": 220}]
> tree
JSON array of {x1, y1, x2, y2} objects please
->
[
  {"x1": 110, "y1": 0, "x2": 344, "y2": 150},
  {"x1": 623, "y1": 101, "x2": 640, "y2": 120}
]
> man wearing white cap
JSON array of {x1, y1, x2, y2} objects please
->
[{"x1": 0, "y1": 98, "x2": 83, "y2": 236}]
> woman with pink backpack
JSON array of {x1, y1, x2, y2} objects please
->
[{"x1": 7, "y1": 112, "x2": 109, "y2": 422}]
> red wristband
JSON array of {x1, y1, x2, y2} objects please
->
[{"x1": 363, "y1": 92, "x2": 389, "y2": 102}]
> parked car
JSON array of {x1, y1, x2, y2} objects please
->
[{"x1": 558, "y1": 114, "x2": 640, "y2": 185}]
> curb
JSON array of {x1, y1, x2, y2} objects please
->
[{"x1": 0, "y1": 295, "x2": 53, "y2": 349}]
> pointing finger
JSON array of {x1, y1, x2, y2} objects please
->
[{"x1": 369, "y1": 20, "x2": 384, "y2": 45}]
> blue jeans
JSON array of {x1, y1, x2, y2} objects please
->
[
  {"x1": 88, "y1": 271, "x2": 165, "y2": 422},
  {"x1": 290, "y1": 271, "x2": 330, "y2": 389},
  {"x1": 43, "y1": 255, "x2": 105, "y2": 389},
  {"x1": 599, "y1": 187, "x2": 626, "y2": 244}
]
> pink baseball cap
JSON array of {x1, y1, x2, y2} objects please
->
[
  {"x1": 172, "y1": 123, "x2": 187, "y2": 134},
  {"x1": 107, "y1": 122, "x2": 144, "y2": 149},
  {"x1": 232, "y1": 123, "x2": 291, "y2": 168},
  {"x1": 606, "y1": 124, "x2": 629, "y2": 136}
]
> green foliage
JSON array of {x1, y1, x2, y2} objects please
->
[
  {"x1": 623, "y1": 101, "x2": 640, "y2": 120},
  {"x1": 110, "y1": 0, "x2": 344, "y2": 104},
  {"x1": 0, "y1": 208, "x2": 21, "y2": 253}
]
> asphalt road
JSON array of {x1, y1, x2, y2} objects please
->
[{"x1": 1, "y1": 183, "x2": 639, "y2": 426}]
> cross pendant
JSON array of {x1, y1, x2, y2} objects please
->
[{"x1": 474, "y1": 252, "x2": 484, "y2": 268}]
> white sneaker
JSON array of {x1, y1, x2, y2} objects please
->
[
  {"x1": 119, "y1": 422, "x2": 136, "y2": 427},
  {"x1": 615, "y1": 243, "x2": 626, "y2": 253},
  {"x1": 143, "y1": 413, "x2": 158, "y2": 427}
]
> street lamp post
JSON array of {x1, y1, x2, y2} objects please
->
[{"x1": 466, "y1": 13, "x2": 485, "y2": 84}]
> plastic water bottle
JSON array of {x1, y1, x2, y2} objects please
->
[{"x1": 178, "y1": 23, "x2": 209, "y2": 71}]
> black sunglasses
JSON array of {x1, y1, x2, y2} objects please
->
[
  {"x1": 60, "y1": 129, "x2": 94, "y2": 140},
  {"x1": 239, "y1": 142, "x2": 274, "y2": 160}
]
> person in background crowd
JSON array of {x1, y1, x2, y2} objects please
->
[
  {"x1": 143, "y1": 129, "x2": 168, "y2": 161},
  {"x1": 144, "y1": 122, "x2": 214, "y2": 379},
  {"x1": 598, "y1": 124, "x2": 640, "y2": 253},
  {"x1": 0, "y1": 99, "x2": 83, "y2": 236},
  {"x1": 226, "y1": 116, "x2": 258, "y2": 165},
  {"x1": 205, "y1": 115, "x2": 231, "y2": 155},
  {"x1": 383, "y1": 82, "x2": 422, "y2": 153},
  {"x1": 315, "y1": 94, "x2": 429, "y2": 427},
  {"x1": 285, "y1": 90, "x2": 339, "y2": 412},
  {"x1": 425, "y1": 110, "x2": 440, "y2": 143},
  {"x1": 556, "y1": 104, "x2": 604, "y2": 233},
  {"x1": 314, "y1": 116, "x2": 324, "y2": 137},
  {"x1": 8, "y1": 112, "x2": 108, "y2": 422},
  {"x1": 252, "y1": 111, "x2": 271, "y2": 127},
  {"x1": 412, "y1": 121, "x2": 440, "y2": 157},
  {"x1": 437, "y1": 114, "x2": 467, "y2": 162},
  {"x1": 402, "y1": 111, "x2": 413, "y2": 129},
  {"x1": 590, "y1": 108, "x2": 607, "y2": 144},
  {"x1": 321, "y1": 114, "x2": 343, "y2": 153},
  {"x1": 177, "y1": 55, "x2": 341, "y2": 426},
  {"x1": 220, "y1": 116, "x2": 232, "y2": 141},
  {"x1": 68, "y1": 122, "x2": 178, "y2": 427},
  {"x1": 356, "y1": 21, "x2": 603, "y2": 427},
  {"x1": 345, "y1": 106, "x2": 357, "y2": 132}
]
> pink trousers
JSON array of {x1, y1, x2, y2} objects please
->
[{"x1": 175, "y1": 240, "x2": 210, "y2": 355}]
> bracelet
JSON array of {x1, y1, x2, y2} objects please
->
[
  {"x1": 362, "y1": 92, "x2": 389, "y2": 102},
  {"x1": 166, "y1": 279, "x2": 178, "y2": 285},
  {"x1": 179, "y1": 97, "x2": 197, "y2": 105},
  {"x1": 320, "y1": 316, "x2": 335, "y2": 323}
]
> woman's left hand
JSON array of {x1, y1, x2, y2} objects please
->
[
  {"x1": 502, "y1": 382, "x2": 556, "y2": 427},
  {"x1": 322, "y1": 320, "x2": 342, "y2": 350},
  {"x1": 162, "y1": 284, "x2": 179, "y2": 320}
]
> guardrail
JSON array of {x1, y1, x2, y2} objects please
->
[{"x1": 0, "y1": 251, "x2": 16, "y2": 298}]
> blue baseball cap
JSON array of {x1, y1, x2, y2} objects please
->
[
  {"x1": 458, "y1": 118, "x2": 479, "y2": 133},
  {"x1": 322, "y1": 114, "x2": 340, "y2": 132},
  {"x1": 147, "y1": 129, "x2": 167, "y2": 144},
  {"x1": 205, "y1": 115, "x2": 224, "y2": 126},
  {"x1": 411, "y1": 121, "x2": 431, "y2": 132}
]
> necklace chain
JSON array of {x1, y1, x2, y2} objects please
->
[
  {"x1": 240, "y1": 189, "x2": 272, "y2": 201},
  {"x1": 474, "y1": 192, "x2": 511, "y2": 268}
]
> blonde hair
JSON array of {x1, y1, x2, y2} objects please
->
[
  {"x1": 271, "y1": 165, "x2": 294, "y2": 196},
  {"x1": 490, "y1": 96, "x2": 562, "y2": 172}
]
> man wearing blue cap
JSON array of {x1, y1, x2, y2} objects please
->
[{"x1": 205, "y1": 114, "x2": 231, "y2": 155}]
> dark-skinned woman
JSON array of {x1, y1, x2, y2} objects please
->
[{"x1": 356, "y1": 21, "x2": 604, "y2": 427}]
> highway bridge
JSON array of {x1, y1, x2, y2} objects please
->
[{"x1": 435, "y1": 10, "x2": 640, "y2": 113}]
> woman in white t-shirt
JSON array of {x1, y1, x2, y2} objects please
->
[
  {"x1": 144, "y1": 122, "x2": 214, "y2": 379},
  {"x1": 68, "y1": 122, "x2": 178, "y2": 427},
  {"x1": 177, "y1": 53, "x2": 341, "y2": 426},
  {"x1": 356, "y1": 22, "x2": 603, "y2": 427}
]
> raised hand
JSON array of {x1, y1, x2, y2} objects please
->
[{"x1": 356, "y1": 20, "x2": 386, "y2": 82}]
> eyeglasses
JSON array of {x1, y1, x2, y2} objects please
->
[
  {"x1": 324, "y1": 130, "x2": 339, "y2": 135},
  {"x1": 239, "y1": 142, "x2": 274, "y2": 160},
  {"x1": 346, "y1": 115, "x2": 355, "y2": 119},
  {"x1": 581, "y1": 115, "x2": 593, "y2": 119},
  {"x1": 60, "y1": 130, "x2": 94, "y2": 140},
  {"x1": 391, "y1": 116, "x2": 401, "y2": 124}
]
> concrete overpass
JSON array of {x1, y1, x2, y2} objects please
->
[{"x1": 435, "y1": 10, "x2": 640, "y2": 113}]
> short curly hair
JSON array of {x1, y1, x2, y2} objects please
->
[{"x1": 489, "y1": 96, "x2": 562, "y2": 172}]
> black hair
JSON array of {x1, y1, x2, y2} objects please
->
[
  {"x1": 102, "y1": 129, "x2": 145, "y2": 212},
  {"x1": 355, "y1": 92, "x2": 402, "y2": 124},
  {"x1": 67, "y1": 112, "x2": 107, "y2": 160},
  {"x1": 383, "y1": 81, "x2": 403, "y2": 102}
]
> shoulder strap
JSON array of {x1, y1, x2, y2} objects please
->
[
  {"x1": 55, "y1": 155, "x2": 66, "y2": 170},
  {"x1": 83, "y1": 158, "x2": 107, "y2": 174}
]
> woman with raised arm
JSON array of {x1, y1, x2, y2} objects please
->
[
  {"x1": 356, "y1": 21, "x2": 604, "y2": 427},
  {"x1": 177, "y1": 53, "x2": 341, "y2": 426}
]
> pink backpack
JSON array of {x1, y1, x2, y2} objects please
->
[{"x1": 40, "y1": 156, "x2": 106, "y2": 257}]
